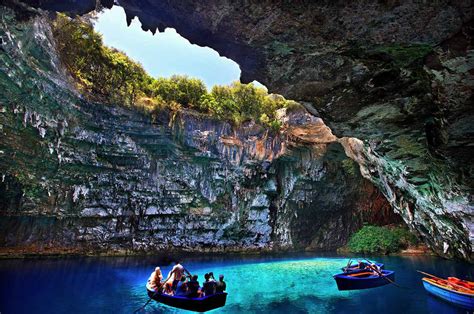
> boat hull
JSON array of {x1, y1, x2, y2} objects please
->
[
  {"x1": 422, "y1": 279, "x2": 474, "y2": 310},
  {"x1": 147, "y1": 288, "x2": 227, "y2": 312},
  {"x1": 334, "y1": 270, "x2": 395, "y2": 291}
]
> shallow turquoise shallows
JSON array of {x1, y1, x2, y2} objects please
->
[{"x1": 0, "y1": 253, "x2": 472, "y2": 314}]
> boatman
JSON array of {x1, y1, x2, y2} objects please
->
[
  {"x1": 367, "y1": 262, "x2": 382, "y2": 276},
  {"x1": 168, "y1": 260, "x2": 192, "y2": 290}
]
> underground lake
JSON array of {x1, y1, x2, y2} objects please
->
[{"x1": 0, "y1": 253, "x2": 472, "y2": 314}]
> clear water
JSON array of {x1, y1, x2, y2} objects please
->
[{"x1": 0, "y1": 253, "x2": 472, "y2": 314}]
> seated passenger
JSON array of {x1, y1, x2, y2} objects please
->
[
  {"x1": 216, "y1": 274, "x2": 226, "y2": 293},
  {"x1": 175, "y1": 276, "x2": 188, "y2": 296},
  {"x1": 203, "y1": 273, "x2": 217, "y2": 296},
  {"x1": 358, "y1": 261, "x2": 367, "y2": 269},
  {"x1": 187, "y1": 275, "x2": 201, "y2": 298},
  {"x1": 164, "y1": 274, "x2": 175, "y2": 295},
  {"x1": 147, "y1": 267, "x2": 163, "y2": 291}
]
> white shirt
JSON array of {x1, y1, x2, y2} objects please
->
[{"x1": 171, "y1": 263, "x2": 185, "y2": 280}]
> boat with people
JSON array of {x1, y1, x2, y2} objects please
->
[
  {"x1": 341, "y1": 260, "x2": 384, "y2": 273},
  {"x1": 146, "y1": 283, "x2": 228, "y2": 312},
  {"x1": 136, "y1": 261, "x2": 228, "y2": 313},
  {"x1": 420, "y1": 271, "x2": 474, "y2": 310},
  {"x1": 334, "y1": 269, "x2": 395, "y2": 291}
]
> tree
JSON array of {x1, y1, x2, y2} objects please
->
[
  {"x1": 51, "y1": 14, "x2": 150, "y2": 106},
  {"x1": 51, "y1": 14, "x2": 296, "y2": 131},
  {"x1": 150, "y1": 75, "x2": 207, "y2": 108}
]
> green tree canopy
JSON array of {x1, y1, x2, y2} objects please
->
[{"x1": 52, "y1": 14, "x2": 302, "y2": 130}]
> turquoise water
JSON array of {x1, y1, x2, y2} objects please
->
[{"x1": 0, "y1": 253, "x2": 472, "y2": 313}]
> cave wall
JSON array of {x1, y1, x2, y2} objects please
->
[
  {"x1": 0, "y1": 7, "x2": 399, "y2": 256},
  {"x1": 4, "y1": 0, "x2": 474, "y2": 260}
]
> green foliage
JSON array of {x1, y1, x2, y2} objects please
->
[
  {"x1": 270, "y1": 41, "x2": 295, "y2": 56},
  {"x1": 51, "y1": 14, "x2": 151, "y2": 106},
  {"x1": 268, "y1": 120, "x2": 282, "y2": 133},
  {"x1": 392, "y1": 227, "x2": 418, "y2": 246},
  {"x1": 150, "y1": 75, "x2": 207, "y2": 108},
  {"x1": 375, "y1": 44, "x2": 433, "y2": 67},
  {"x1": 341, "y1": 158, "x2": 357, "y2": 176},
  {"x1": 204, "y1": 82, "x2": 294, "y2": 127},
  {"x1": 51, "y1": 14, "x2": 298, "y2": 130},
  {"x1": 198, "y1": 93, "x2": 222, "y2": 117},
  {"x1": 347, "y1": 225, "x2": 418, "y2": 254},
  {"x1": 14, "y1": 172, "x2": 44, "y2": 199}
]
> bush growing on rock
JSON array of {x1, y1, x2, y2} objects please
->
[
  {"x1": 347, "y1": 225, "x2": 418, "y2": 254},
  {"x1": 150, "y1": 76, "x2": 207, "y2": 108}
]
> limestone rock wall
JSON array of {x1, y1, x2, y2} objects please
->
[
  {"x1": 71, "y1": 0, "x2": 473, "y2": 261},
  {"x1": 0, "y1": 8, "x2": 398, "y2": 256}
]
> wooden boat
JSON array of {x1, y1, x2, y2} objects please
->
[
  {"x1": 341, "y1": 261, "x2": 384, "y2": 273},
  {"x1": 422, "y1": 276, "x2": 474, "y2": 310},
  {"x1": 333, "y1": 269, "x2": 395, "y2": 291},
  {"x1": 146, "y1": 285, "x2": 228, "y2": 312},
  {"x1": 447, "y1": 277, "x2": 474, "y2": 290}
]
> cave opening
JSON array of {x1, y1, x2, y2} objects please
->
[
  {"x1": 0, "y1": 1, "x2": 410, "y2": 257},
  {"x1": 93, "y1": 5, "x2": 265, "y2": 90}
]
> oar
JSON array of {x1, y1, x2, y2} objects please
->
[
  {"x1": 343, "y1": 259, "x2": 352, "y2": 272},
  {"x1": 364, "y1": 259, "x2": 405, "y2": 289},
  {"x1": 417, "y1": 270, "x2": 443, "y2": 280},
  {"x1": 133, "y1": 270, "x2": 176, "y2": 313},
  {"x1": 133, "y1": 279, "x2": 168, "y2": 313},
  {"x1": 183, "y1": 266, "x2": 193, "y2": 278},
  {"x1": 417, "y1": 270, "x2": 473, "y2": 292}
]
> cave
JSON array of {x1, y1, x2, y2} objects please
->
[
  {"x1": 0, "y1": 0, "x2": 472, "y2": 265},
  {"x1": 2, "y1": 1, "x2": 474, "y2": 313}
]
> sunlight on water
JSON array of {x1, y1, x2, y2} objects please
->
[
  {"x1": 138, "y1": 258, "x2": 359, "y2": 313},
  {"x1": 0, "y1": 254, "x2": 471, "y2": 314}
]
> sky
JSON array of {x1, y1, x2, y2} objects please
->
[{"x1": 93, "y1": 6, "x2": 242, "y2": 89}]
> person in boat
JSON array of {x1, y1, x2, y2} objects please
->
[
  {"x1": 187, "y1": 274, "x2": 202, "y2": 298},
  {"x1": 168, "y1": 261, "x2": 191, "y2": 291},
  {"x1": 147, "y1": 267, "x2": 163, "y2": 291},
  {"x1": 163, "y1": 276, "x2": 175, "y2": 295},
  {"x1": 372, "y1": 262, "x2": 381, "y2": 272},
  {"x1": 366, "y1": 262, "x2": 382, "y2": 275},
  {"x1": 358, "y1": 261, "x2": 367, "y2": 270},
  {"x1": 216, "y1": 274, "x2": 226, "y2": 293},
  {"x1": 175, "y1": 276, "x2": 189, "y2": 296},
  {"x1": 209, "y1": 272, "x2": 218, "y2": 285},
  {"x1": 203, "y1": 273, "x2": 217, "y2": 296}
]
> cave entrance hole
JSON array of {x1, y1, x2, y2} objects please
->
[{"x1": 93, "y1": 5, "x2": 266, "y2": 90}]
